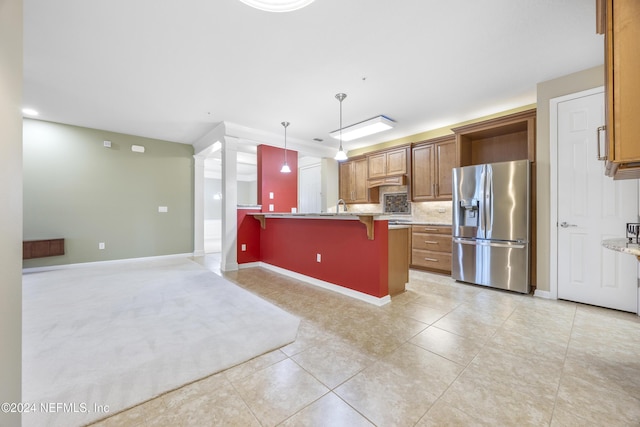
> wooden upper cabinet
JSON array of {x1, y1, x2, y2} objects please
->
[
  {"x1": 366, "y1": 146, "x2": 408, "y2": 179},
  {"x1": 386, "y1": 148, "x2": 408, "y2": 175},
  {"x1": 435, "y1": 139, "x2": 456, "y2": 200},
  {"x1": 367, "y1": 152, "x2": 387, "y2": 179},
  {"x1": 453, "y1": 109, "x2": 536, "y2": 167},
  {"x1": 339, "y1": 157, "x2": 378, "y2": 204},
  {"x1": 601, "y1": 0, "x2": 640, "y2": 179},
  {"x1": 412, "y1": 135, "x2": 456, "y2": 201},
  {"x1": 412, "y1": 143, "x2": 435, "y2": 200}
]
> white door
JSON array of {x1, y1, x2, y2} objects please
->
[
  {"x1": 299, "y1": 164, "x2": 321, "y2": 213},
  {"x1": 557, "y1": 90, "x2": 638, "y2": 312}
]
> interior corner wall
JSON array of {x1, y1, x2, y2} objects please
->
[
  {"x1": 536, "y1": 64, "x2": 605, "y2": 293},
  {"x1": 23, "y1": 119, "x2": 195, "y2": 267},
  {"x1": 0, "y1": 0, "x2": 23, "y2": 425},
  {"x1": 321, "y1": 158, "x2": 339, "y2": 213},
  {"x1": 257, "y1": 145, "x2": 298, "y2": 212}
]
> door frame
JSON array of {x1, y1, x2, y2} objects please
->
[{"x1": 548, "y1": 86, "x2": 604, "y2": 300}]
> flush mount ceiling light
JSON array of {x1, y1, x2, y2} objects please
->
[
  {"x1": 238, "y1": 0, "x2": 315, "y2": 12},
  {"x1": 22, "y1": 108, "x2": 39, "y2": 116},
  {"x1": 280, "y1": 121, "x2": 291, "y2": 173},
  {"x1": 330, "y1": 115, "x2": 396, "y2": 142}
]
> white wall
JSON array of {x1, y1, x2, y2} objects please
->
[{"x1": 0, "y1": 0, "x2": 23, "y2": 425}]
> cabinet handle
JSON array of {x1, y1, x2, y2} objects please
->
[
  {"x1": 424, "y1": 258, "x2": 439, "y2": 262},
  {"x1": 425, "y1": 241, "x2": 439, "y2": 244},
  {"x1": 435, "y1": 183, "x2": 439, "y2": 195},
  {"x1": 596, "y1": 125, "x2": 607, "y2": 161},
  {"x1": 424, "y1": 228, "x2": 438, "y2": 232}
]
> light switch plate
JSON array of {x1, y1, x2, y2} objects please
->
[
  {"x1": 158, "y1": 206, "x2": 168, "y2": 213},
  {"x1": 241, "y1": 244, "x2": 246, "y2": 251},
  {"x1": 269, "y1": 192, "x2": 274, "y2": 199}
]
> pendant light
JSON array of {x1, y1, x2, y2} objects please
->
[
  {"x1": 334, "y1": 93, "x2": 348, "y2": 161},
  {"x1": 280, "y1": 121, "x2": 291, "y2": 173}
]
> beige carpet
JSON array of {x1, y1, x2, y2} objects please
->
[{"x1": 22, "y1": 257, "x2": 300, "y2": 427}]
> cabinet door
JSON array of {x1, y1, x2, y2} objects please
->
[
  {"x1": 353, "y1": 158, "x2": 370, "y2": 202},
  {"x1": 608, "y1": 0, "x2": 640, "y2": 164},
  {"x1": 386, "y1": 148, "x2": 407, "y2": 175},
  {"x1": 435, "y1": 140, "x2": 456, "y2": 200},
  {"x1": 411, "y1": 144, "x2": 435, "y2": 201},
  {"x1": 339, "y1": 161, "x2": 353, "y2": 201},
  {"x1": 367, "y1": 153, "x2": 386, "y2": 179}
]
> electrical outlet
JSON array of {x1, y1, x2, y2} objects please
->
[
  {"x1": 269, "y1": 192, "x2": 274, "y2": 199},
  {"x1": 269, "y1": 204, "x2": 274, "y2": 211},
  {"x1": 241, "y1": 244, "x2": 247, "y2": 252},
  {"x1": 316, "y1": 253, "x2": 321, "y2": 262},
  {"x1": 438, "y1": 208, "x2": 446, "y2": 213},
  {"x1": 158, "y1": 206, "x2": 168, "y2": 213},
  {"x1": 99, "y1": 242, "x2": 105, "y2": 250}
]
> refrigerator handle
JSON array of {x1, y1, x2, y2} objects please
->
[
  {"x1": 485, "y1": 165, "x2": 492, "y2": 236},
  {"x1": 479, "y1": 167, "x2": 486, "y2": 237}
]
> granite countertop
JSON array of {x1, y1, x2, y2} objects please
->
[{"x1": 602, "y1": 238, "x2": 640, "y2": 258}]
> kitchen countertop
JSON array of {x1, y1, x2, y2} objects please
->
[{"x1": 602, "y1": 238, "x2": 640, "y2": 259}]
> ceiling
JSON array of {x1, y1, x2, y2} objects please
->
[{"x1": 23, "y1": 0, "x2": 603, "y2": 158}]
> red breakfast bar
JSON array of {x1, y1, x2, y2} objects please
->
[{"x1": 237, "y1": 212, "x2": 409, "y2": 305}]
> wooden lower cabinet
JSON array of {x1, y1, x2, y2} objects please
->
[
  {"x1": 410, "y1": 225, "x2": 452, "y2": 273},
  {"x1": 388, "y1": 227, "x2": 410, "y2": 296}
]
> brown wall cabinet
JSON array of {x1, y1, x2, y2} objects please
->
[
  {"x1": 453, "y1": 109, "x2": 536, "y2": 167},
  {"x1": 411, "y1": 136, "x2": 456, "y2": 201},
  {"x1": 410, "y1": 225, "x2": 452, "y2": 273},
  {"x1": 367, "y1": 146, "x2": 409, "y2": 180},
  {"x1": 339, "y1": 157, "x2": 378, "y2": 204},
  {"x1": 599, "y1": 0, "x2": 640, "y2": 179}
]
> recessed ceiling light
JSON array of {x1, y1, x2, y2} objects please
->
[
  {"x1": 238, "y1": 0, "x2": 315, "y2": 12},
  {"x1": 22, "y1": 108, "x2": 39, "y2": 116}
]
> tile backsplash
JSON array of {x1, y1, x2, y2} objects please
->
[{"x1": 331, "y1": 185, "x2": 452, "y2": 224}]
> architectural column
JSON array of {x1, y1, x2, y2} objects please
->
[
  {"x1": 221, "y1": 136, "x2": 239, "y2": 271},
  {"x1": 192, "y1": 154, "x2": 206, "y2": 256},
  {"x1": 0, "y1": 0, "x2": 23, "y2": 425}
]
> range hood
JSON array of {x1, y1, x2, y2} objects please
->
[{"x1": 367, "y1": 174, "x2": 406, "y2": 188}]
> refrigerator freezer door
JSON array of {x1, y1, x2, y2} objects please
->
[
  {"x1": 452, "y1": 164, "x2": 485, "y2": 239},
  {"x1": 452, "y1": 238, "x2": 530, "y2": 293},
  {"x1": 484, "y1": 160, "x2": 530, "y2": 242}
]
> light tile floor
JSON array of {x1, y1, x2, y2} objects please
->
[{"x1": 92, "y1": 256, "x2": 640, "y2": 426}]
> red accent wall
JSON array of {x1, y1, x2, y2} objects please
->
[
  {"x1": 259, "y1": 218, "x2": 389, "y2": 298},
  {"x1": 257, "y1": 145, "x2": 298, "y2": 213},
  {"x1": 237, "y1": 208, "x2": 261, "y2": 264}
]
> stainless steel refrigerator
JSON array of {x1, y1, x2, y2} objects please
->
[{"x1": 451, "y1": 159, "x2": 530, "y2": 293}]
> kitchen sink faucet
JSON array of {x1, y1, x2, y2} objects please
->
[{"x1": 337, "y1": 199, "x2": 348, "y2": 213}]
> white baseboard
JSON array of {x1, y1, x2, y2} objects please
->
[
  {"x1": 238, "y1": 262, "x2": 261, "y2": 269},
  {"x1": 255, "y1": 262, "x2": 392, "y2": 306},
  {"x1": 22, "y1": 253, "x2": 194, "y2": 274},
  {"x1": 534, "y1": 289, "x2": 554, "y2": 299}
]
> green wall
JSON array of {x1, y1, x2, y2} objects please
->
[{"x1": 23, "y1": 119, "x2": 194, "y2": 267}]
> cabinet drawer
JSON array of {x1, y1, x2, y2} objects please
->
[
  {"x1": 411, "y1": 225, "x2": 452, "y2": 235},
  {"x1": 411, "y1": 233, "x2": 452, "y2": 252},
  {"x1": 412, "y1": 249, "x2": 451, "y2": 272}
]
